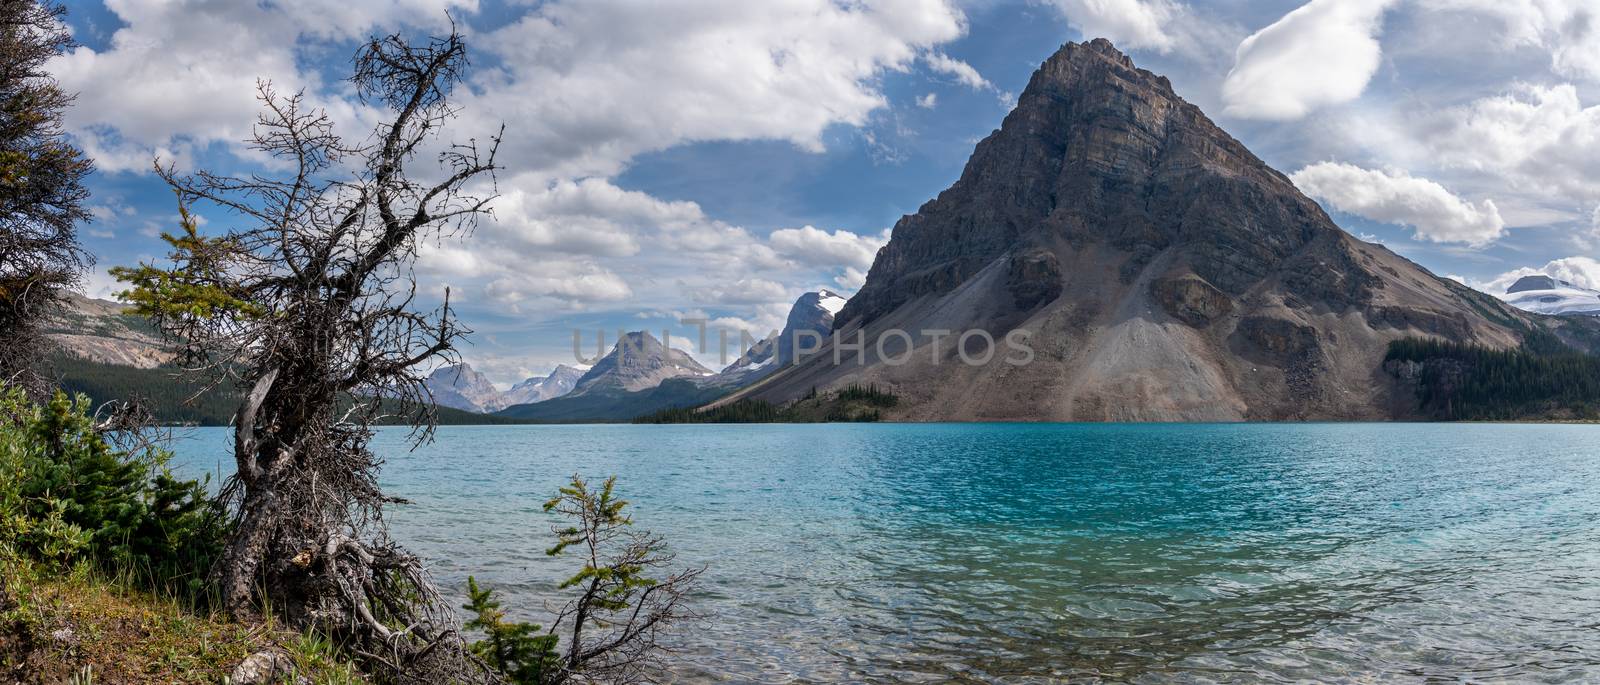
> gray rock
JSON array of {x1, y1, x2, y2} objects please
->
[
  {"x1": 424, "y1": 363, "x2": 506, "y2": 413},
  {"x1": 501, "y1": 364, "x2": 586, "y2": 406},
  {"x1": 230, "y1": 651, "x2": 298, "y2": 685},
  {"x1": 1150, "y1": 275, "x2": 1231, "y2": 327}
]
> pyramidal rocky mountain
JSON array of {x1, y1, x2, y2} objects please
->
[
  {"x1": 725, "y1": 39, "x2": 1596, "y2": 421},
  {"x1": 1500, "y1": 275, "x2": 1600, "y2": 317},
  {"x1": 496, "y1": 330, "x2": 719, "y2": 421},
  {"x1": 569, "y1": 331, "x2": 712, "y2": 395}
]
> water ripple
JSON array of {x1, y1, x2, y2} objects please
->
[{"x1": 167, "y1": 423, "x2": 1600, "y2": 683}]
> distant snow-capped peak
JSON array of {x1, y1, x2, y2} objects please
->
[{"x1": 1499, "y1": 275, "x2": 1600, "y2": 317}]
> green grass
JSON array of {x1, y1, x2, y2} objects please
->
[{"x1": 0, "y1": 555, "x2": 365, "y2": 684}]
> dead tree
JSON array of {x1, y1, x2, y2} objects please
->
[
  {"x1": 0, "y1": 0, "x2": 94, "y2": 397},
  {"x1": 113, "y1": 26, "x2": 501, "y2": 681}
]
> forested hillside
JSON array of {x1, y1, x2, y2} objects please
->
[
  {"x1": 1386, "y1": 333, "x2": 1600, "y2": 420},
  {"x1": 52, "y1": 356, "x2": 521, "y2": 426}
]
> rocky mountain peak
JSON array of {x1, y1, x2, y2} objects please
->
[
  {"x1": 716, "y1": 289, "x2": 848, "y2": 384},
  {"x1": 736, "y1": 40, "x2": 1536, "y2": 422},
  {"x1": 573, "y1": 331, "x2": 712, "y2": 394},
  {"x1": 780, "y1": 290, "x2": 843, "y2": 366},
  {"x1": 502, "y1": 364, "x2": 586, "y2": 406},
  {"x1": 835, "y1": 38, "x2": 1369, "y2": 330},
  {"x1": 424, "y1": 363, "x2": 507, "y2": 413},
  {"x1": 1507, "y1": 275, "x2": 1563, "y2": 294}
]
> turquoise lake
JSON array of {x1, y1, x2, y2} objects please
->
[{"x1": 167, "y1": 423, "x2": 1600, "y2": 682}]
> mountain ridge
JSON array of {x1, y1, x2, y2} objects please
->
[{"x1": 715, "y1": 289, "x2": 844, "y2": 385}]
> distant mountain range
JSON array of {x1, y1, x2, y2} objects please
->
[
  {"x1": 423, "y1": 363, "x2": 587, "y2": 413},
  {"x1": 43, "y1": 286, "x2": 850, "y2": 423},
  {"x1": 492, "y1": 289, "x2": 847, "y2": 421},
  {"x1": 504, "y1": 365, "x2": 586, "y2": 405}
]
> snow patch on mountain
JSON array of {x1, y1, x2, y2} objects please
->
[{"x1": 816, "y1": 290, "x2": 847, "y2": 317}]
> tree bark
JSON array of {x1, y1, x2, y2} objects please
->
[{"x1": 217, "y1": 478, "x2": 281, "y2": 619}]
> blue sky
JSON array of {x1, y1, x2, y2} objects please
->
[{"x1": 53, "y1": 0, "x2": 1600, "y2": 385}]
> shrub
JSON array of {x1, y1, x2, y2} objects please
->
[
  {"x1": 463, "y1": 576, "x2": 560, "y2": 684},
  {"x1": 465, "y1": 476, "x2": 702, "y2": 684},
  {"x1": 0, "y1": 385, "x2": 225, "y2": 598}
]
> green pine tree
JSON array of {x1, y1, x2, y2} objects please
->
[{"x1": 463, "y1": 576, "x2": 561, "y2": 684}]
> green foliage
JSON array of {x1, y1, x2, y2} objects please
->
[
  {"x1": 823, "y1": 406, "x2": 882, "y2": 423},
  {"x1": 108, "y1": 204, "x2": 262, "y2": 322},
  {"x1": 545, "y1": 476, "x2": 626, "y2": 558},
  {"x1": 53, "y1": 355, "x2": 241, "y2": 426},
  {"x1": 462, "y1": 577, "x2": 560, "y2": 684},
  {"x1": 464, "y1": 476, "x2": 697, "y2": 683},
  {"x1": 543, "y1": 475, "x2": 661, "y2": 611},
  {"x1": 0, "y1": 553, "x2": 368, "y2": 683},
  {"x1": 0, "y1": 0, "x2": 95, "y2": 395},
  {"x1": 0, "y1": 385, "x2": 226, "y2": 600},
  {"x1": 501, "y1": 378, "x2": 728, "y2": 422},
  {"x1": 1386, "y1": 335, "x2": 1600, "y2": 420}
]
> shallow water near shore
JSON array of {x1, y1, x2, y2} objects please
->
[{"x1": 167, "y1": 423, "x2": 1600, "y2": 682}]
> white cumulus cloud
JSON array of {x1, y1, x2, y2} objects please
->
[
  {"x1": 470, "y1": 0, "x2": 969, "y2": 181},
  {"x1": 1420, "y1": 0, "x2": 1600, "y2": 82},
  {"x1": 925, "y1": 52, "x2": 994, "y2": 91},
  {"x1": 1222, "y1": 0, "x2": 1397, "y2": 120},
  {"x1": 1420, "y1": 84, "x2": 1600, "y2": 202},
  {"x1": 1291, "y1": 162, "x2": 1506, "y2": 246},
  {"x1": 1040, "y1": 0, "x2": 1181, "y2": 53},
  {"x1": 768, "y1": 225, "x2": 888, "y2": 271},
  {"x1": 48, "y1": 0, "x2": 470, "y2": 171}
]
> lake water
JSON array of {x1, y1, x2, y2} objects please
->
[{"x1": 167, "y1": 423, "x2": 1600, "y2": 683}]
